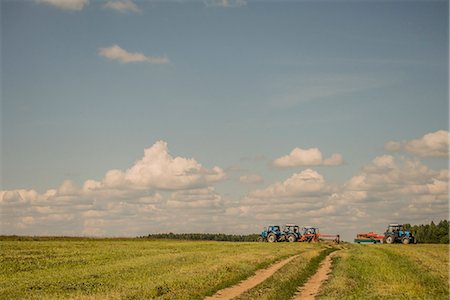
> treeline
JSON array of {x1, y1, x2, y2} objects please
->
[
  {"x1": 143, "y1": 233, "x2": 260, "y2": 242},
  {"x1": 404, "y1": 220, "x2": 449, "y2": 244}
]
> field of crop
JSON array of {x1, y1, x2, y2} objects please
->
[
  {"x1": 0, "y1": 238, "x2": 319, "y2": 299},
  {"x1": 1, "y1": 238, "x2": 448, "y2": 299},
  {"x1": 318, "y1": 244, "x2": 449, "y2": 299}
]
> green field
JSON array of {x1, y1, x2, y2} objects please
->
[
  {"x1": 1, "y1": 238, "x2": 448, "y2": 299},
  {"x1": 0, "y1": 238, "x2": 318, "y2": 299},
  {"x1": 318, "y1": 244, "x2": 449, "y2": 299}
]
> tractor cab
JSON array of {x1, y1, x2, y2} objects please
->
[
  {"x1": 268, "y1": 225, "x2": 281, "y2": 234},
  {"x1": 302, "y1": 226, "x2": 319, "y2": 235},
  {"x1": 387, "y1": 224, "x2": 403, "y2": 233},
  {"x1": 283, "y1": 224, "x2": 300, "y2": 234}
]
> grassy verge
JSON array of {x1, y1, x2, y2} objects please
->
[
  {"x1": 235, "y1": 245, "x2": 337, "y2": 300},
  {"x1": 0, "y1": 239, "x2": 317, "y2": 299},
  {"x1": 318, "y1": 244, "x2": 449, "y2": 299}
]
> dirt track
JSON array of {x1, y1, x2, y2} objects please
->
[
  {"x1": 293, "y1": 251, "x2": 337, "y2": 300},
  {"x1": 204, "y1": 254, "x2": 299, "y2": 300}
]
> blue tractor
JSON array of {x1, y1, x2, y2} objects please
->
[
  {"x1": 259, "y1": 225, "x2": 283, "y2": 242},
  {"x1": 383, "y1": 223, "x2": 416, "y2": 244},
  {"x1": 282, "y1": 224, "x2": 301, "y2": 242}
]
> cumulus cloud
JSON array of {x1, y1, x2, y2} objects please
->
[
  {"x1": 167, "y1": 187, "x2": 223, "y2": 209},
  {"x1": 1, "y1": 141, "x2": 227, "y2": 236},
  {"x1": 385, "y1": 130, "x2": 449, "y2": 157},
  {"x1": 36, "y1": 0, "x2": 88, "y2": 11},
  {"x1": 273, "y1": 147, "x2": 343, "y2": 167},
  {"x1": 239, "y1": 174, "x2": 263, "y2": 184},
  {"x1": 1, "y1": 137, "x2": 448, "y2": 240},
  {"x1": 227, "y1": 152, "x2": 448, "y2": 240},
  {"x1": 98, "y1": 45, "x2": 170, "y2": 64},
  {"x1": 247, "y1": 169, "x2": 328, "y2": 199},
  {"x1": 204, "y1": 0, "x2": 247, "y2": 8},
  {"x1": 339, "y1": 155, "x2": 448, "y2": 229},
  {"x1": 84, "y1": 141, "x2": 226, "y2": 191},
  {"x1": 346, "y1": 155, "x2": 448, "y2": 197},
  {"x1": 104, "y1": 0, "x2": 141, "y2": 13}
]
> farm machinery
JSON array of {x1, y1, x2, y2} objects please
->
[
  {"x1": 259, "y1": 224, "x2": 301, "y2": 242},
  {"x1": 354, "y1": 224, "x2": 416, "y2": 244},
  {"x1": 283, "y1": 224, "x2": 302, "y2": 242},
  {"x1": 259, "y1": 225, "x2": 283, "y2": 242},
  {"x1": 259, "y1": 225, "x2": 340, "y2": 243},
  {"x1": 383, "y1": 224, "x2": 416, "y2": 244},
  {"x1": 354, "y1": 232, "x2": 384, "y2": 244},
  {"x1": 300, "y1": 226, "x2": 340, "y2": 243},
  {"x1": 298, "y1": 226, "x2": 319, "y2": 242}
]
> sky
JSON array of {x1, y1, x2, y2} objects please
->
[{"x1": 1, "y1": 0, "x2": 449, "y2": 241}]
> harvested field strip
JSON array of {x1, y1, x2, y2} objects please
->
[
  {"x1": 318, "y1": 244, "x2": 449, "y2": 299},
  {"x1": 235, "y1": 247, "x2": 336, "y2": 300}
]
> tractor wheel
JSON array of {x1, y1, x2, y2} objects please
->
[
  {"x1": 385, "y1": 235, "x2": 395, "y2": 244},
  {"x1": 402, "y1": 237, "x2": 410, "y2": 244},
  {"x1": 257, "y1": 236, "x2": 263, "y2": 242},
  {"x1": 287, "y1": 234, "x2": 296, "y2": 243},
  {"x1": 267, "y1": 234, "x2": 277, "y2": 243}
]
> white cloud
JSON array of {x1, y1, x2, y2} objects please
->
[
  {"x1": 36, "y1": 0, "x2": 88, "y2": 11},
  {"x1": 228, "y1": 153, "x2": 448, "y2": 241},
  {"x1": 273, "y1": 147, "x2": 343, "y2": 167},
  {"x1": 97, "y1": 140, "x2": 226, "y2": 190},
  {"x1": 247, "y1": 169, "x2": 327, "y2": 199},
  {"x1": 1, "y1": 136, "x2": 448, "y2": 240},
  {"x1": 104, "y1": 0, "x2": 141, "y2": 14},
  {"x1": 204, "y1": 0, "x2": 247, "y2": 8},
  {"x1": 167, "y1": 187, "x2": 223, "y2": 209},
  {"x1": 323, "y1": 153, "x2": 344, "y2": 166},
  {"x1": 385, "y1": 130, "x2": 449, "y2": 157},
  {"x1": 98, "y1": 45, "x2": 170, "y2": 64},
  {"x1": 0, "y1": 141, "x2": 227, "y2": 236},
  {"x1": 239, "y1": 174, "x2": 263, "y2": 184}
]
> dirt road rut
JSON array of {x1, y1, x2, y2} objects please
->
[
  {"x1": 293, "y1": 251, "x2": 337, "y2": 300},
  {"x1": 204, "y1": 254, "x2": 299, "y2": 300}
]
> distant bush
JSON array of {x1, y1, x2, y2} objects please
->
[
  {"x1": 403, "y1": 220, "x2": 449, "y2": 244},
  {"x1": 142, "y1": 233, "x2": 260, "y2": 242}
]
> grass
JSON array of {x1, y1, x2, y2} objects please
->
[
  {"x1": 2, "y1": 238, "x2": 448, "y2": 299},
  {"x1": 0, "y1": 238, "x2": 319, "y2": 299},
  {"x1": 235, "y1": 245, "x2": 337, "y2": 300},
  {"x1": 318, "y1": 244, "x2": 449, "y2": 299}
]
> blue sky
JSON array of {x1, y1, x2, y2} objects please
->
[{"x1": 1, "y1": 0, "x2": 448, "y2": 240}]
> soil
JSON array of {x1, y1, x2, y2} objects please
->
[
  {"x1": 204, "y1": 254, "x2": 300, "y2": 300},
  {"x1": 292, "y1": 251, "x2": 337, "y2": 300}
]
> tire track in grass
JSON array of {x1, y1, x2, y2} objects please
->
[
  {"x1": 293, "y1": 251, "x2": 338, "y2": 300},
  {"x1": 204, "y1": 254, "x2": 300, "y2": 300},
  {"x1": 234, "y1": 246, "x2": 337, "y2": 300}
]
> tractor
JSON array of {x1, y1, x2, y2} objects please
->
[
  {"x1": 383, "y1": 223, "x2": 416, "y2": 244},
  {"x1": 259, "y1": 225, "x2": 284, "y2": 242},
  {"x1": 299, "y1": 226, "x2": 320, "y2": 242},
  {"x1": 282, "y1": 224, "x2": 301, "y2": 242}
]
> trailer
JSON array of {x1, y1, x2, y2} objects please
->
[{"x1": 354, "y1": 232, "x2": 384, "y2": 244}]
